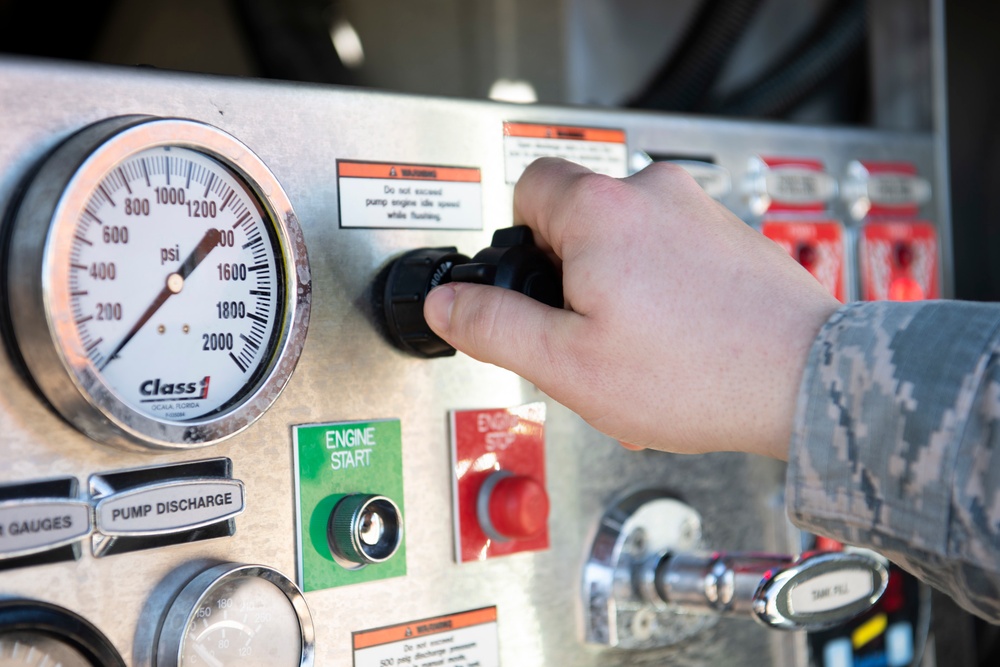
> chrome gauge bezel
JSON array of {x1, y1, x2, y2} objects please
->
[
  {"x1": 154, "y1": 563, "x2": 315, "y2": 667},
  {"x1": 0, "y1": 599, "x2": 126, "y2": 667},
  {"x1": 5, "y1": 116, "x2": 311, "y2": 450}
]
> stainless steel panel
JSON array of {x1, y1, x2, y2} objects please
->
[{"x1": 0, "y1": 57, "x2": 945, "y2": 666}]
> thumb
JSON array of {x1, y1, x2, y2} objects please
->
[{"x1": 424, "y1": 282, "x2": 578, "y2": 384}]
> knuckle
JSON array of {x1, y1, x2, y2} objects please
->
[
  {"x1": 636, "y1": 160, "x2": 703, "y2": 194},
  {"x1": 523, "y1": 156, "x2": 567, "y2": 175},
  {"x1": 566, "y1": 170, "x2": 623, "y2": 203},
  {"x1": 641, "y1": 159, "x2": 689, "y2": 180},
  {"x1": 562, "y1": 172, "x2": 629, "y2": 223}
]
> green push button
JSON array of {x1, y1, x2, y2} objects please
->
[{"x1": 293, "y1": 419, "x2": 406, "y2": 592}]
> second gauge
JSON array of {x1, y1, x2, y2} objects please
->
[{"x1": 155, "y1": 563, "x2": 314, "y2": 667}]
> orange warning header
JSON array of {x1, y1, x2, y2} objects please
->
[
  {"x1": 338, "y1": 161, "x2": 481, "y2": 183},
  {"x1": 504, "y1": 122, "x2": 626, "y2": 144},
  {"x1": 353, "y1": 607, "x2": 497, "y2": 650}
]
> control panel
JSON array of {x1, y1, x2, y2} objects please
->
[{"x1": 0, "y1": 58, "x2": 946, "y2": 667}]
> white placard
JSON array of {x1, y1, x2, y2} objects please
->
[
  {"x1": 503, "y1": 122, "x2": 628, "y2": 183},
  {"x1": 338, "y1": 161, "x2": 482, "y2": 230}
]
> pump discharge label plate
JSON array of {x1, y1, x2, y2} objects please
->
[
  {"x1": 338, "y1": 161, "x2": 482, "y2": 230},
  {"x1": 353, "y1": 607, "x2": 499, "y2": 667}
]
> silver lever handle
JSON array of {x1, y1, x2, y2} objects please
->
[
  {"x1": 640, "y1": 549, "x2": 889, "y2": 631},
  {"x1": 583, "y1": 492, "x2": 890, "y2": 649}
]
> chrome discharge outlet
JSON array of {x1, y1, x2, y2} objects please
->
[{"x1": 583, "y1": 491, "x2": 889, "y2": 649}]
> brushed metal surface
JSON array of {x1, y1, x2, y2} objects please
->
[{"x1": 0, "y1": 57, "x2": 945, "y2": 666}]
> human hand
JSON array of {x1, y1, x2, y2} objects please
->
[{"x1": 424, "y1": 158, "x2": 840, "y2": 460}]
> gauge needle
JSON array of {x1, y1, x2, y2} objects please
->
[
  {"x1": 98, "y1": 228, "x2": 221, "y2": 370},
  {"x1": 192, "y1": 642, "x2": 224, "y2": 667}
]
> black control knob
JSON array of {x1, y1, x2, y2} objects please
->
[
  {"x1": 380, "y1": 227, "x2": 563, "y2": 358},
  {"x1": 381, "y1": 246, "x2": 470, "y2": 358},
  {"x1": 452, "y1": 226, "x2": 564, "y2": 309}
]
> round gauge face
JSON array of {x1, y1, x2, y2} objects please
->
[
  {"x1": 6, "y1": 117, "x2": 311, "y2": 449},
  {"x1": 0, "y1": 601, "x2": 124, "y2": 667},
  {"x1": 67, "y1": 145, "x2": 282, "y2": 421},
  {"x1": 158, "y1": 564, "x2": 313, "y2": 667},
  {"x1": 0, "y1": 632, "x2": 92, "y2": 667},
  {"x1": 180, "y1": 576, "x2": 302, "y2": 667}
]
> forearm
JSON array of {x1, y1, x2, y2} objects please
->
[{"x1": 786, "y1": 300, "x2": 1000, "y2": 622}]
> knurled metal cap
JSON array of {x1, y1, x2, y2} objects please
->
[{"x1": 327, "y1": 494, "x2": 403, "y2": 569}]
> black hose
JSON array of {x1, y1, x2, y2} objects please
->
[
  {"x1": 232, "y1": 0, "x2": 357, "y2": 85},
  {"x1": 628, "y1": 0, "x2": 765, "y2": 112},
  {"x1": 707, "y1": 0, "x2": 867, "y2": 118}
]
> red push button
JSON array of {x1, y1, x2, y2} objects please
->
[
  {"x1": 760, "y1": 220, "x2": 846, "y2": 301},
  {"x1": 451, "y1": 403, "x2": 550, "y2": 562},
  {"x1": 479, "y1": 472, "x2": 549, "y2": 541},
  {"x1": 859, "y1": 221, "x2": 938, "y2": 301}
]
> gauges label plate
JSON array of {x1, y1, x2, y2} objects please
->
[
  {"x1": 0, "y1": 500, "x2": 92, "y2": 559},
  {"x1": 352, "y1": 607, "x2": 499, "y2": 667},
  {"x1": 293, "y1": 419, "x2": 406, "y2": 592},
  {"x1": 337, "y1": 160, "x2": 482, "y2": 230},
  {"x1": 502, "y1": 122, "x2": 628, "y2": 183}
]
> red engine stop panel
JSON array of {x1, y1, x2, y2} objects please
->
[
  {"x1": 859, "y1": 221, "x2": 939, "y2": 301},
  {"x1": 450, "y1": 402, "x2": 549, "y2": 562},
  {"x1": 761, "y1": 219, "x2": 846, "y2": 302}
]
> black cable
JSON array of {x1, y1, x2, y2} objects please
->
[
  {"x1": 628, "y1": 0, "x2": 764, "y2": 112},
  {"x1": 231, "y1": 0, "x2": 356, "y2": 85},
  {"x1": 0, "y1": 0, "x2": 116, "y2": 61},
  {"x1": 707, "y1": 0, "x2": 867, "y2": 118}
]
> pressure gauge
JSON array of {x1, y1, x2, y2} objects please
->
[
  {"x1": 0, "y1": 600, "x2": 125, "y2": 667},
  {"x1": 5, "y1": 117, "x2": 311, "y2": 450},
  {"x1": 155, "y1": 563, "x2": 313, "y2": 667}
]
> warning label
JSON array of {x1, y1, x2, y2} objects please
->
[
  {"x1": 338, "y1": 161, "x2": 482, "y2": 230},
  {"x1": 503, "y1": 122, "x2": 628, "y2": 183},
  {"x1": 354, "y1": 607, "x2": 499, "y2": 667}
]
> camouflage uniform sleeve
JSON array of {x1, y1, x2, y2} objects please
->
[{"x1": 786, "y1": 300, "x2": 1000, "y2": 622}]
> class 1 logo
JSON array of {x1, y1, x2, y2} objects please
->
[{"x1": 139, "y1": 376, "x2": 211, "y2": 400}]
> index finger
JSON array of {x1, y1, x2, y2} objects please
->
[{"x1": 512, "y1": 157, "x2": 608, "y2": 260}]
